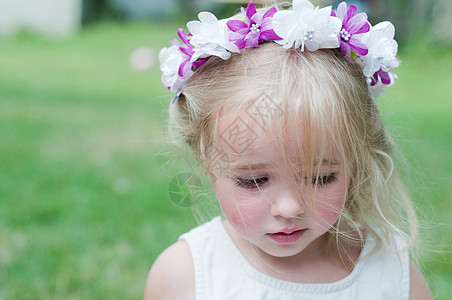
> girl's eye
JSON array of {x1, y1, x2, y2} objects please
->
[
  {"x1": 234, "y1": 176, "x2": 269, "y2": 189},
  {"x1": 311, "y1": 173, "x2": 337, "y2": 187}
]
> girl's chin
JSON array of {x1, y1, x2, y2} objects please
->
[{"x1": 255, "y1": 242, "x2": 307, "y2": 259}]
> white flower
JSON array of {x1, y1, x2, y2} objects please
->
[
  {"x1": 359, "y1": 21, "x2": 398, "y2": 77},
  {"x1": 187, "y1": 12, "x2": 239, "y2": 62},
  {"x1": 368, "y1": 71, "x2": 397, "y2": 100},
  {"x1": 159, "y1": 45, "x2": 187, "y2": 93},
  {"x1": 272, "y1": 0, "x2": 341, "y2": 52}
]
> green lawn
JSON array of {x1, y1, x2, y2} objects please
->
[{"x1": 0, "y1": 22, "x2": 451, "y2": 299}]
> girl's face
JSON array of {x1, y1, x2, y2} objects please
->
[{"x1": 210, "y1": 106, "x2": 350, "y2": 259}]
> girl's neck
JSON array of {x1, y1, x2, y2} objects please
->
[{"x1": 223, "y1": 220, "x2": 363, "y2": 284}]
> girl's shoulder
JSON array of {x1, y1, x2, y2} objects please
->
[
  {"x1": 144, "y1": 240, "x2": 195, "y2": 300},
  {"x1": 409, "y1": 261, "x2": 433, "y2": 300}
]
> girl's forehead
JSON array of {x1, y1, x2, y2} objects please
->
[{"x1": 214, "y1": 103, "x2": 339, "y2": 166}]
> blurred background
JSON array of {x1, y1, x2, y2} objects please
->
[{"x1": 0, "y1": 0, "x2": 451, "y2": 299}]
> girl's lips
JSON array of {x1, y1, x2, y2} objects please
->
[{"x1": 267, "y1": 229, "x2": 306, "y2": 244}]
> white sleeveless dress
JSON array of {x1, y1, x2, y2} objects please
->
[{"x1": 179, "y1": 217, "x2": 410, "y2": 300}]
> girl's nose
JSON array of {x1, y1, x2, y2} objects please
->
[{"x1": 270, "y1": 187, "x2": 304, "y2": 218}]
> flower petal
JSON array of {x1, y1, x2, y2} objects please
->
[
  {"x1": 339, "y1": 41, "x2": 350, "y2": 56},
  {"x1": 192, "y1": 59, "x2": 206, "y2": 69},
  {"x1": 346, "y1": 5, "x2": 357, "y2": 24},
  {"x1": 245, "y1": 30, "x2": 260, "y2": 41},
  {"x1": 379, "y1": 69, "x2": 392, "y2": 85},
  {"x1": 187, "y1": 20, "x2": 202, "y2": 35},
  {"x1": 246, "y1": 1, "x2": 257, "y2": 21},
  {"x1": 260, "y1": 30, "x2": 282, "y2": 41},
  {"x1": 178, "y1": 59, "x2": 189, "y2": 77},
  {"x1": 227, "y1": 20, "x2": 248, "y2": 31},
  {"x1": 207, "y1": 49, "x2": 231, "y2": 60},
  {"x1": 293, "y1": 0, "x2": 314, "y2": 11},
  {"x1": 251, "y1": 14, "x2": 262, "y2": 25},
  {"x1": 245, "y1": 37, "x2": 259, "y2": 48},
  {"x1": 235, "y1": 39, "x2": 247, "y2": 50},
  {"x1": 224, "y1": 42, "x2": 240, "y2": 53},
  {"x1": 347, "y1": 13, "x2": 370, "y2": 34},
  {"x1": 373, "y1": 21, "x2": 395, "y2": 39},
  {"x1": 370, "y1": 73, "x2": 378, "y2": 86},
  {"x1": 388, "y1": 58, "x2": 400, "y2": 69},
  {"x1": 317, "y1": 15, "x2": 342, "y2": 48},
  {"x1": 271, "y1": 10, "x2": 295, "y2": 46},
  {"x1": 263, "y1": 6, "x2": 277, "y2": 19},
  {"x1": 362, "y1": 60, "x2": 376, "y2": 78},
  {"x1": 336, "y1": 2, "x2": 347, "y2": 21},
  {"x1": 348, "y1": 37, "x2": 368, "y2": 55},
  {"x1": 180, "y1": 47, "x2": 193, "y2": 56},
  {"x1": 261, "y1": 17, "x2": 274, "y2": 31},
  {"x1": 170, "y1": 38, "x2": 181, "y2": 48},
  {"x1": 198, "y1": 11, "x2": 218, "y2": 24},
  {"x1": 229, "y1": 30, "x2": 245, "y2": 42},
  {"x1": 177, "y1": 28, "x2": 190, "y2": 45}
]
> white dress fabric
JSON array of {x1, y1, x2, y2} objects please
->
[{"x1": 179, "y1": 217, "x2": 410, "y2": 300}]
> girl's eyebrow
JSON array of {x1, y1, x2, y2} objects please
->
[
  {"x1": 230, "y1": 163, "x2": 271, "y2": 171},
  {"x1": 313, "y1": 159, "x2": 340, "y2": 166},
  {"x1": 230, "y1": 159, "x2": 340, "y2": 171}
]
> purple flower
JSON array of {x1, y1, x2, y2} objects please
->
[
  {"x1": 370, "y1": 68, "x2": 391, "y2": 86},
  {"x1": 370, "y1": 59, "x2": 400, "y2": 86},
  {"x1": 227, "y1": 1, "x2": 281, "y2": 49},
  {"x1": 332, "y1": 2, "x2": 370, "y2": 57},
  {"x1": 171, "y1": 28, "x2": 206, "y2": 79}
]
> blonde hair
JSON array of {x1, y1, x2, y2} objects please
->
[{"x1": 169, "y1": 42, "x2": 418, "y2": 256}]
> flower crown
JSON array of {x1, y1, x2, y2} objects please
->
[{"x1": 159, "y1": 0, "x2": 399, "y2": 101}]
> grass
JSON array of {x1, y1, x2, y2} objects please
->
[
  {"x1": 381, "y1": 41, "x2": 452, "y2": 298},
  {"x1": 0, "y1": 22, "x2": 451, "y2": 299}
]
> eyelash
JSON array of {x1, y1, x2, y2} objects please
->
[
  {"x1": 234, "y1": 176, "x2": 269, "y2": 189},
  {"x1": 233, "y1": 173, "x2": 337, "y2": 189},
  {"x1": 311, "y1": 173, "x2": 337, "y2": 186}
]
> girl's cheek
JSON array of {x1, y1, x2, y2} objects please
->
[
  {"x1": 313, "y1": 195, "x2": 345, "y2": 225},
  {"x1": 312, "y1": 179, "x2": 349, "y2": 225},
  {"x1": 219, "y1": 196, "x2": 268, "y2": 230}
]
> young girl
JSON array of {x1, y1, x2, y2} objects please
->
[{"x1": 146, "y1": 1, "x2": 432, "y2": 299}]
